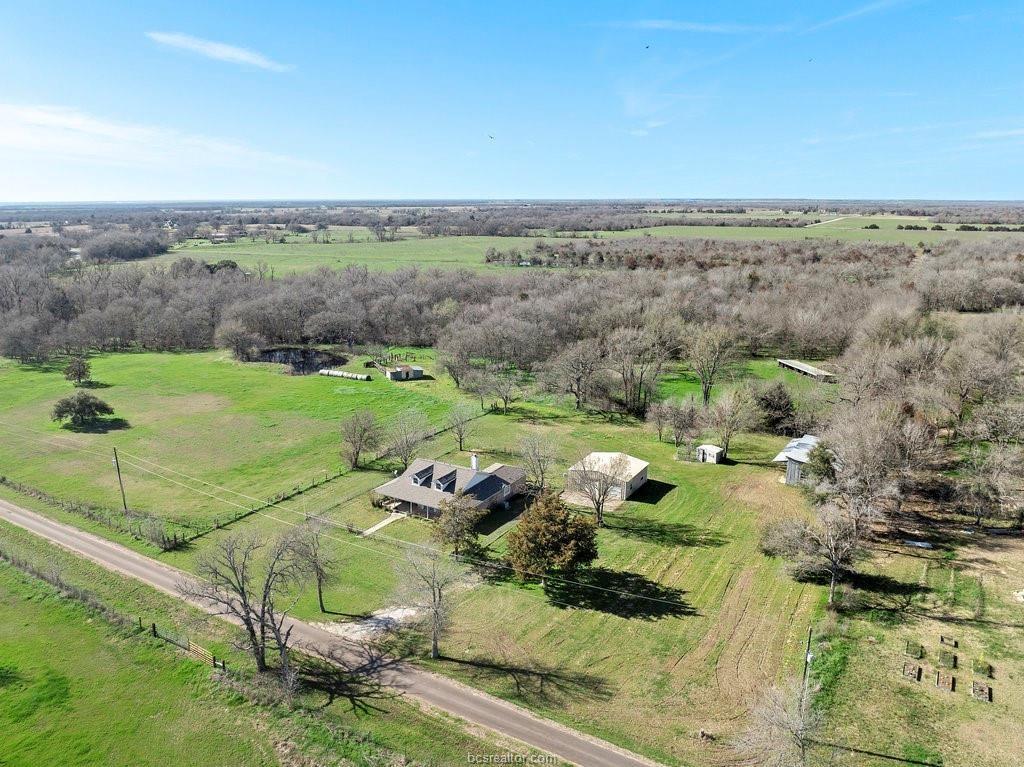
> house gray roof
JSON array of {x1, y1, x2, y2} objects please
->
[
  {"x1": 773, "y1": 434, "x2": 821, "y2": 464},
  {"x1": 375, "y1": 458, "x2": 524, "y2": 510}
]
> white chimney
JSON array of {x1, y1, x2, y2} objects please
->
[{"x1": 470, "y1": 453, "x2": 479, "y2": 471}]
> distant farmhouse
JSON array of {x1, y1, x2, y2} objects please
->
[
  {"x1": 773, "y1": 434, "x2": 821, "y2": 485},
  {"x1": 567, "y1": 452, "x2": 649, "y2": 501},
  {"x1": 384, "y1": 365, "x2": 424, "y2": 381},
  {"x1": 374, "y1": 454, "x2": 525, "y2": 519}
]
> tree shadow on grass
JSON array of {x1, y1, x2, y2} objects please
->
[
  {"x1": 0, "y1": 664, "x2": 21, "y2": 688},
  {"x1": 475, "y1": 499, "x2": 526, "y2": 537},
  {"x1": 604, "y1": 516, "x2": 728, "y2": 548},
  {"x1": 60, "y1": 417, "x2": 130, "y2": 434},
  {"x1": 297, "y1": 643, "x2": 402, "y2": 714},
  {"x1": 17, "y1": 359, "x2": 64, "y2": 374},
  {"x1": 440, "y1": 654, "x2": 612, "y2": 706},
  {"x1": 77, "y1": 380, "x2": 112, "y2": 390},
  {"x1": 543, "y1": 567, "x2": 697, "y2": 620},
  {"x1": 836, "y1": 572, "x2": 931, "y2": 623}
]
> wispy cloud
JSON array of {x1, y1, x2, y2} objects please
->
[
  {"x1": 146, "y1": 31, "x2": 290, "y2": 72},
  {"x1": 974, "y1": 127, "x2": 1024, "y2": 140},
  {"x1": 804, "y1": 0, "x2": 906, "y2": 33},
  {"x1": 0, "y1": 104, "x2": 317, "y2": 170},
  {"x1": 629, "y1": 119, "x2": 671, "y2": 137},
  {"x1": 802, "y1": 119, "x2": 978, "y2": 146},
  {"x1": 612, "y1": 19, "x2": 788, "y2": 34}
]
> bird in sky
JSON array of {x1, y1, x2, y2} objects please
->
[{"x1": 488, "y1": 134, "x2": 495, "y2": 140}]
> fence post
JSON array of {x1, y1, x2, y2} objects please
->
[
  {"x1": 151, "y1": 621, "x2": 157, "y2": 637},
  {"x1": 137, "y1": 616, "x2": 143, "y2": 631}
]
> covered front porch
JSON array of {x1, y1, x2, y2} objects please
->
[{"x1": 380, "y1": 498, "x2": 440, "y2": 520}]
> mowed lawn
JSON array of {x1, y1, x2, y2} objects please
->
[
  {"x1": 0, "y1": 349, "x2": 468, "y2": 528},
  {"x1": 149, "y1": 217, "x2": 1024, "y2": 274},
  {"x1": 0, "y1": 565, "x2": 278, "y2": 767},
  {"x1": 421, "y1": 414, "x2": 823, "y2": 766}
]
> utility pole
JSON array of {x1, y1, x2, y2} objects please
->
[
  {"x1": 801, "y1": 625, "x2": 814, "y2": 703},
  {"x1": 112, "y1": 447, "x2": 128, "y2": 513}
]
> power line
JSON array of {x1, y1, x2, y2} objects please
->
[
  {"x1": 117, "y1": 447, "x2": 691, "y2": 608},
  {"x1": 0, "y1": 422, "x2": 692, "y2": 610}
]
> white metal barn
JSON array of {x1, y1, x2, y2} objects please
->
[
  {"x1": 567, "y1": 452, "x2": 649, "y2": 500},
  {"x1": 773, "y1": 434, "x2": 821, "y2": 485}
]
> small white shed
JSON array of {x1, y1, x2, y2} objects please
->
[{"x1": 695, "y1": 444, "x2": 724, "y2": 464}]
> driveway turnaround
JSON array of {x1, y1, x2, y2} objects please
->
[{"x1": 0, "y1": 497, "x2": 661, "y2": 767}]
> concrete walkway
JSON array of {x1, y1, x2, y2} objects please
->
[{"x1": 360, "y1": 511, "x2": 406, "y2": 537}]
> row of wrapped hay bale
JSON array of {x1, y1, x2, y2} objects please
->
[{"x1": 319, "y1": 369, "x2": 371, "y2": 381}]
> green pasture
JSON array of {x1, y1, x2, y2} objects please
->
[
  {"x1": 0, "y1": 523, "x2": 542, "y2": 767},
  {"x1": 148, "y1": 214, "x2": 1024, "y2": 274},
  {"x1": 0, "y1": 349, "x2": 466, "y2": 528},
  {"x1": 0, "y1": 344, "x2": 834, "y2": 763},
  {"x1": 0, "y1": 565, "x2": 277, "y2": 767}
]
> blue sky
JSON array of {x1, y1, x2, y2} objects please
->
[{"x1": 1, "y1": 0, "x2": 1022, "y2": 201}]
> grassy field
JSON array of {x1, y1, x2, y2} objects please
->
[
  {"x1": 0, "y1": 347, "x2": 831, "y2": 764},
  {"x1": 8, "y1": 345, "x2": 1023, "y2": 766},
  {"x1": 422, "y1": 417, "x2": 823, "y2": 766},
  {"x1": 0, "y1": 564, "x2": 280, "y2": 767},
  {"x1": 0, "y1": 517, "x2": 547, "y2": 767},
  {"x1": 0, "y1": 349, "x2": 465, "y2": 529},
  {"x1": 148, "y1": 215, "x2": 1024, "y2": 274},
  {"x1": 809, "y1": 527, "x2": 1024, "y2": 767}
]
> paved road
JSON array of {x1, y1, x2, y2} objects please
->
[{"x1": 0, "y1": 498, "x2": 660, "y2": 767}]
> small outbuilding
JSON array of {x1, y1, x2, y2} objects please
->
[
  {"x1": 385, "y1": 365, "x2": 424, "y2": 381},
  {"x1": 695, "y1": 444, "x2": 724, "y2": 464},
  {"x1": 777, "y1": 359, "x2": 836, "y2": 383},
  {"x1": 773, "y1": 434, "x2": 821, "y2": 485},
  {"x1": 566, "y1": 452, "x2": 649, "y2": 501}
]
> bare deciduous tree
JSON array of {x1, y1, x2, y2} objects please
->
[
  {"x1": 446, "y1": 402, "x2": 476, "y2": 451},
  {"x1": 388, "y1": 409, "x2": 430, "y2": 471},
  {"x1": 297, "y1": 522, "x2": 338, "y2": 613},
  {"x1": 605, "y1": 325, "x2": 673, "y2": 416},
  {"x1": 571, "y1": 452, "x2": 630, "y2": 527},
  {"x1": 806, "y1": 505, "x2": 862, "y2": 606},
  {"x1": 179, "y1": 532, "x2": 310, "y2": 679},
  {"x1": 485, "y1": 364, "x2": 523, "y2": 414},
  {"x1": 520, "y1": 433, "x2": 557, "y2": 493},
  {"x1": 958, "y1": 444, "x2": 1022, "y2": 525},
  {"x1": 734, "y1": 678, "x2": 821, "y2": 767},
  {"x1": 668, "y1": 396, "x2": 699, "y2": 448},
  {"x1": 549, "y1": 341, "x2": 602, "y2": 410},
  {"x1": 686, "y1": 326, "x2": 738, "y2": 407},
  {"x1": 647, "y1": 401, "x2": 669, "y2": 441},
  {"x1": 703, "y1": 388, "x2": 757, "y2": 458},
  {"x1": 927, "y1": 344, "x2": 1010, "y2": 438},
  {"x1": 340, "y1": 409, "x2": 381, "y2": 469},
  {"x1": 398, "y1": 550, "x2": 464, "y2": 659}
]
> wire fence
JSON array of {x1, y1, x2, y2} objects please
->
[{"x1": 139, "y1": 617, "x2": 229, "y2": 672}]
